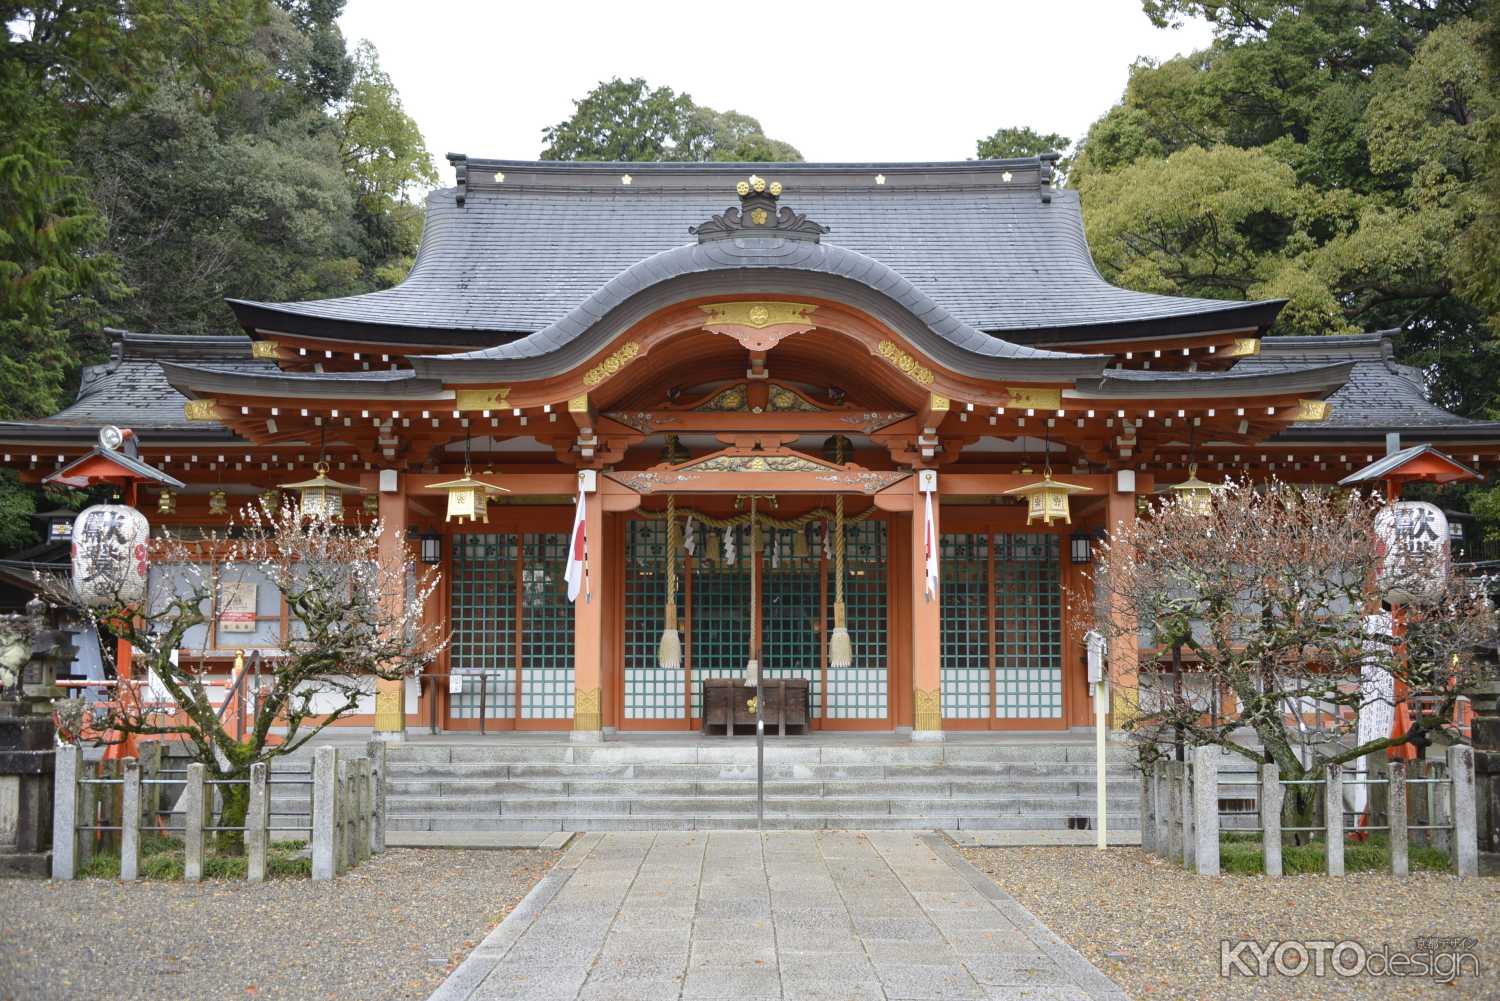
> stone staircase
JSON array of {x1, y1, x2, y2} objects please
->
[{"x1": 373, "y1": 740, "x2": 1141, "y2": 833}]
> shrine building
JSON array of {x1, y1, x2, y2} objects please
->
[{"x1": 7, "y1": 157, "x2": 1500, "y2": 740}]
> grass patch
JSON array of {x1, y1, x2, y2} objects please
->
[
  {"x1": 74, "y1": 834, "x2": 312, "y2": 881},
  {"x1": 1218, "y1": 833, "x2": 1452, "y2": 875}
]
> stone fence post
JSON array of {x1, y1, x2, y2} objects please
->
[
  {"x1": 354, "y1": 757, "x2": 371, "y2": 866},
  {"x1": 366, "y1": 740, "x2": 387, "y2": 855},
  {"x1": 1139, "y1": 766, "x2": 1157, "y2": 854},
  {"x1": 1450, "y1": 745, "x2": 1478, "y2": 878},
  {"x1": 1191, "y1": 746, "x2": 1220, "y2": 875},
  {"x1": 1260, "y1": 764, "x2": 1283, "y2": 877},
  {"x1": 50, "y1": 744, "x2": 80, "y2": 880},
  {"x1": 246, "y1": 762, "x2": 269, "y2": 883},
  {"x1": 1389, "y1": 760, "x2": 1409, "y2": 877},
  {"x1": 1164, "y1": 761, "x2": 1185, "y2": 863},
  {"x1": 311, "y1": 746, "x2": 337, "y2": 881},
  {"x1": 1325, "y1": 763, "x2": 1344, "y2": 876},
  {"x1": 183, "y1": 763, "x2": 206, "y2": 882},
  {"x1": 1152, "y1": 759, "x2": 1169, "y2": 854},
  {"x1": 119, "y1": 758, "x2": 140, "y2": 881}
]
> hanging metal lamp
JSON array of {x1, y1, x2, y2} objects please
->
[
  {"x1": 429, "y1": 435, "x2": 508, "y2": 523},
  {"x1": 1002, "y1": 430, "x2": 1090, "y2": 525}
]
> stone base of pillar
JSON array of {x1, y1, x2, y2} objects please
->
[
  {"x1": 570, "y1": 730, "x2": 605, "y2": 744},
  {"x1": 370, "y1": 731, "x2": 405, "y2": 744},
  {"x1": 910, "y1": 730, "x2": 945, "y2": 743},
  {"x1": 602, "y1": 726, "x2": 619, "y2": 737},
  {"x1": 893, "y1": 725, "x2": 914, "y2": 737}
]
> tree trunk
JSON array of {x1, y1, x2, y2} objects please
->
[{"x1": 215, "y1": 776, "x2": 250, "y2": 856}]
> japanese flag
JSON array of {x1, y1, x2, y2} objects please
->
[
  {"x1": 923, "y1": 489, "x2": 939, "y2": 600},
  {"x1": 565, "y1": 490, "x2": 589, "y2": 603}
]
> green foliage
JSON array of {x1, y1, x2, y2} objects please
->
[
  {"x1": 0, "y1": 67, "x2": 122, "y2": 421},
  {"x1": 0, "y1": 0, "x2": 436, "y2": 413},
  {"x1": 77, "y1": 834, "x2": 312, "y2": 880},
  {"x1": 541, "y1": 77, "x2": 801, "y2": 162},
  {"x1": 1217, "y1": 834, "x2": 1453, "y2": 875},
  {"x1": 1066, "y1": 0, "x2": 1500, "y2": 491},
  {"x1": 976, "y1": 126, "x2": 1072, "y2": 179}
]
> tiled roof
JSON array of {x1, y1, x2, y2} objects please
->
[
  {"x1": 228, "y1": 158, "x2": 1284, "y2": 345},
  {"x1": 1235, "y1": 333, "x2": 1500, "y2": 441},
  {"x1": 0, "y1": 332, "x2": 264, "y2": 441}
]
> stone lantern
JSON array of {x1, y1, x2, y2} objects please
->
[{"x1": 0, "y1": 598, "x2": 71, "y2": 876}]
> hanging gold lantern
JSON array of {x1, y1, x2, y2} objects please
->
[
  {"x1": 1168, "y1": 463, "x2": 1224, "y2": 516},
  {"x1": 428, "y1": 467, "x2": 508, "y2": 523},
  {"x1": 208, "y1": 489, "x2": 228, "y2": 516},
  {"x1": 362, "y1": 492, "x2": 380, "y2": 516},
  {"x1": 278, "y1": 462, "x2": 363, "y2": 521},
  {"x1": 258, "y1": 488, "x2": 281, "y2": 513},
  {"x1": 1003, "y1": 472, "x2": 1091, "y2": 526},
  {"x1": 157, "y1": 490, "x2": 177, "y2": 515}
]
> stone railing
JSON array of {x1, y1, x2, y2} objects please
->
[
  {"x1": 1140, "y1": 744, "x2": 1479, "y2": 877},
  {"x1": 51, "y1": 742, "x2": 387, "y2": 882}
]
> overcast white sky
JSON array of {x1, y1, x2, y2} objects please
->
[{"x1": 338, "y1": 0, "x2": 1214, "y2": 179}]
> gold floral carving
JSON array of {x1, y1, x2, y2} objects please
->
[
  {"x1": 768, "y1": 385, "x2": 820, "y2": 412},
  {"x1": 694, "y1": 454, "x2": 827, "y2": 473},
  {"x1": 695, "y1": 386, "x2": 749, "y2": 412},
  {"x1": 583, "y1": 342, "x2": 642, "y2": 388},
  {"x1": 914, "y1": 689, "x2": 942, "y2": 731},
  {"x1": 1295, "y1": 399, "x2": 1330, "y2": 422},
  {"x1": 573, "y1": 687, "x2": 602, "y2": 731},
  {"x1": 1004, "y1": 387, "x2": 1063, "y2": 410},
  {"x1": 455, "y1": 387, "x2": 511, "y2": 411},
  {"x1": 699, "y1": 302, "x2": 819, "y2": 351},
  {"x1": 250, "y1": 340, "x2": 280, "y2": 359},
  {"x1": 567, "y1": 394, "x2": 590, "y2": 413},
  {"x1": 183, "y1": 398, "x2": 220, "y2": 421},
  {"x1": 1221, "y1": 337, "x2": 1261, "y2": 358},
  {"x1": 876, "y1": 341, "x2": 934, "y2": 386}
]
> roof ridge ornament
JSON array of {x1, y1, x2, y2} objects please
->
[{"x1": 690, "y1": 176, "x2": 830, "y2": 243}]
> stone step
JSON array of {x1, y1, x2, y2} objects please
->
[
  {"x1": 387, "y1": 761, "x2": 1138, "y2": 782},
  {"x1": 385, "y1": 777, "x2": 1134, "y2": 799},
  {"x1": 386, "y1": 814, "x2": 1143, "y2": 833},
  {"x1": 384, "y1": 794, "x2": 1141, "y2": 817},
  {"x1": 386, "y1": 744, "x2": 1136, "y2": 768}
]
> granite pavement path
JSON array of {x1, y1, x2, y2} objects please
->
[{"x1": 429, "y1": 831, "x2": 1130, "y2": 1001}]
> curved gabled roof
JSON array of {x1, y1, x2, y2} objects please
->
[
  {"x1": 408, "y1": 234, "x2": 1110, "y2": 384},
  {"x1": 227, "y1": 158, "x2": 1285, "y2": 349}
]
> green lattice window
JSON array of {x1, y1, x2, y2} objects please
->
[
  {"x1": 761, "y1": 526, "x2": 823, "y2": 716},
  {"x1": 624, "y1": 520, "x2": 684, "y2": 719},
  {"x1": 520, "y1": 533, "x2": 574, "y2": 719},
  {"x1": 940, "y1": 533, "x2": 991, "y2": 718},
  {"x1": 450, "y1": 534, "x2": 516, "y2": 719},
  {"x1": 826, "y1": 520, "x2": 888, "y2": 719},
  {"x1": 994, "y1": 533, "x2": 1062, "y2": 719},
  {"x1": 689, "y1": 523, "x2": 751, "y2": 717}
]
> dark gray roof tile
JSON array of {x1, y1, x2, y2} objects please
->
[{"x1": 229, "y1": 159, "x2": 1283, "y2": 344}]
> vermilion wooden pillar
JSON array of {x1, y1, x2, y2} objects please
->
[
  {"x1": 911, "y1": 475, "x2": 942, "y2": 740},
  {"x1": 373, "y1": 474, "x2": 409, "y2": 741},
  {"x1": 572, "y1": 484, "x2": 605, "y2": 741}
]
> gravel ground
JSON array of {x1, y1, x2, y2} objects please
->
[
  {"x1": 0, "y1": 847, "x2": 558, "y2": 1001},
  {"x1": 961, "y1": 845, "x2": 1500, "y2": 1001}
]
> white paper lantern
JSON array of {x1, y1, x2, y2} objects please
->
[
  {"x1": 1375, "y1": 501, "x2": 1450, "y2": 604},
  {"x1": 71, "y1": 504, "x2": 150, "y2": 607}
]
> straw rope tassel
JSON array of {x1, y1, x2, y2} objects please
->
[
  {"x1": 829, "y1": 439, "x2": 852, "y2": 668},
  {"x1": 659, "y1": 494, "x2": 682, "y2": 669}
]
